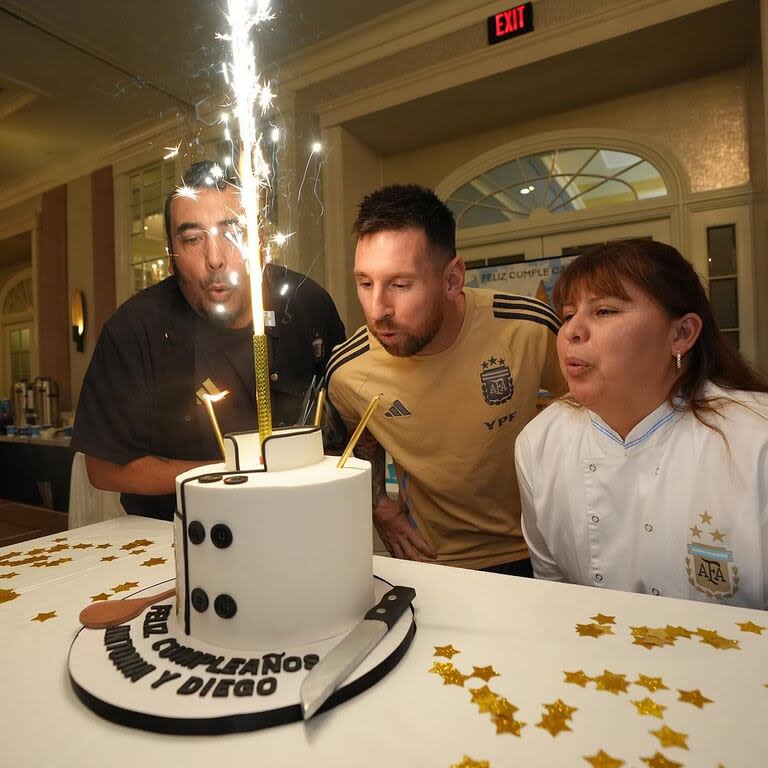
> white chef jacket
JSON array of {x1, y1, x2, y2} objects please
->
[{"x1": 515, "y1": 384, "x2": 768, "y2": 609}]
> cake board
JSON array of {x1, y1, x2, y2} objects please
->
[{"x1": 68, "y1": 576, "x2": 416, "y2": 735}]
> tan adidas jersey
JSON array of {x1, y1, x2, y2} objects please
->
[{"x1": 327, "y1": 287, "x2": 566, "y2": 569}]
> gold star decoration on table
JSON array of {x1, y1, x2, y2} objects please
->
[
  {"x1": 429, "y1": 661, "x2": 454, "y2": 676},
  {"x1": 471, "y1": 665, "x2": 500, "y2": 682},
  {"x1": 0, "y1": 572, "x2": 18, "y2": 580},
  {"x1": 112, "y1": 581, "x2": 139, "y2": 593},
  {"x1": 664, "y1": 625, "x2": 692, "y2": 640},
  {"x1": 53, "y1": 537, "x2": 67, "y2": 542},
  {"x1": 488, "y1": 696, "x2": 518, "y2": 719},
  {"x1": 576, "y1": 623, "x2": 614, "y2": 638},
  {"x1": 46, "y1": 544, "x2": 69, "y2": 553},
  {"x1": 1, "y1": 554, "x2": 49, "y2": 567},
  {"x1": 630, "y1": 626, "x2": 675, "y2": 650},
  {"x1": 591, "y1": 613, "x2": 616, "y2": 625},
  {"x1": 121, "y1": 539, "x2": 154, "y2": 551},
  {"x1": 131, "y1": 549, "x2": 146, "y2": 555},
  {"x1": 699, "y1": 511, "x2": 713, "y2": 525},
  {"x1": 434, "y1": 644, "x2": 460, "y2": 659},
  {"x1": 537, "y1": 699, "x2": 577, "y2": 737},
  {"x1": 465, "y1": 683, "x2": 525, "y2": 735},
  {"x1": 26, "y1": 548, "x2": 47, "y2": 555},
  {"x1": 31, "y1": 611, "x2": 57, "y2": 622},
  {"x1": 545, "y1": 699, "x2": 578, "y2": 719},
  {"x1": 468, "y1": 685, "x2": 498, "y2": 711},
  {"x1": 451, "y1": 757, "x2": 489, "y2": 768},
  {"x1": 583, "y1": 749, "x2": 625, "y2": 767},
  {"x1": 564, "y1": 670, "x2": 592, "y2": 687},
  {"x1": 492, "y1": 713, "x2": 525, "y2": 736},
  {"x1": 689, "y1": 524, "x2": 702, "y2": 538},
  {"x1": 72, "y1": 543, "x2": 94, "y2": 550},
  {"x1": 634, "y1": 675, "x2": 669, "y2": 693},
  {"x1": 44, "y1": 557, "x2": 72, "y2": 568},
  {"x1": 95, "y1": 543, "x2": 112, "y2": 549},
  {"x1": 641, "y1": 751, "x2": 682, "y2": 768},
  {"x1": 0, "y1": 551, "x2": 22, "y2": 560},
  {"x1": 0, "y1": 588, "x2": 20, "y2": 604},
  {"x1": 141, "y1": 557, "x2": 166, "y2": 567},
  {"x1": 442, "y1": 668, "x2": 471, "y2": 687},
  {"x1": 677, "y1": 688, "x2": 713, "y2": 708},
  {"x1": 91, "y1": 593, "x2": 112, "y2": 602},
  {"x1": 631, "y1": 697, "x2": 666, "y2": 719},
  {"x1": 737, "y1": 621, "x2": 766, "y2": 634},
  {"x1": 31, "y1": 561, "x2": 48, "y2": 568},
  {"x1": 695, "y1": 628, "x2": 740, "y2": 650},
  {"x1": 593, "y1": 670, "x2": 629, "y2": 695},
  {"x1": 101, "y1": 556, "x2": 118, "y2": 562},
  {"x1": 650, "y1": 725, "x2": 689, "y2": 750}
]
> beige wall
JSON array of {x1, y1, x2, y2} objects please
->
[
  {"x1": 382, "y1": 69, "x2": 750, "y2": 195},
  {"x1": 66, "y1": 175, "x2": 95, "y2": 407}
]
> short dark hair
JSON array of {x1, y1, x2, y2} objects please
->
[
  {"x1": 353, "y1": 184, "x2": 456, "y2": 261},
  {"x1": 164, "y1": 160, "x2": 237, "y2": 251}
]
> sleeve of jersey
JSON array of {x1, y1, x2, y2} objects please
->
[
  {"x1": 515, "y1": 430, "x2": 566, "y2": 582},
  {"x1": 541, "y1": 325, "x2": 567, "y2": 395},
  {"x1": 70, "y1": 317, "x2": 153, "y2": 465}
]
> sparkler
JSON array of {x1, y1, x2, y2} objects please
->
[
  {"x1": 221, "y1": 0, "x2": 276, "y2": 445},
  {"x1": 202, "y1": 391, "x2": 230, "y2": 459}
]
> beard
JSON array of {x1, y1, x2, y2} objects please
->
[{"x1": 370, "y1": 307, "x2": 443, "y2": 357}]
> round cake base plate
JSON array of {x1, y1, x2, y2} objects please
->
[{"x1": 68, "y1": 576, "x2": 416, "y2": 734}]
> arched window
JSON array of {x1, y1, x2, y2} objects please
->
[
  {"x1": 447, "y1": 147, "x2": 668, "y2": 229},
  {"x1": 2, "y1": 276, "x2": 32, "y2": 315}
]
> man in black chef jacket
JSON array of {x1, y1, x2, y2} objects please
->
[{"x1": 72, "y1": 160, "x2": 345, "y2": 520}]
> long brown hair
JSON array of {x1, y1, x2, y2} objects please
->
[{"x1": 552, "y1": 239, "x2": 768, "y2": 429}]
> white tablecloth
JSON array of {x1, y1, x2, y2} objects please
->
[{"x1": 1, "y1": 517, "x2": 766, "y2": 767}]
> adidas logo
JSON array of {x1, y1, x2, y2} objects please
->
[{"x1": 384, "y1": 399, "x2": 412, "y2": 418}]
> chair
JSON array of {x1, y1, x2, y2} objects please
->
[{"x1": 67, "y1": 452, "x2": 125, "y2": 528}]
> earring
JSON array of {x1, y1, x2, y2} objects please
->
[{"x1": 676, "y1": 350, "x2": 681, "y2": 370}]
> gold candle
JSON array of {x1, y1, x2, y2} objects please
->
[
  {"x1": 252, "y1": 334, "x2": 272, "y2": 443},
  {"x1": 313, "y1": 389, "x2": 326, "y2": 428},
  {"x1": 337, "y1": 394, "x2": 380, "y2": 469},
  {"x1": 202, "y1": 391, "x2": 229, "y2": 460}
]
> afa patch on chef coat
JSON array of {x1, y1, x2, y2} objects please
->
[
  {"x1": 481, "y1": 356, "x2": 514, "y2": 405},
  {"x1": 685, "y1": 512, "x2": 740, "y2": 600}
]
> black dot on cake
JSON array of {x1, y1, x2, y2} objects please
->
[
  {"x1": 211, "y1": 524, "x2": 233, "y2": 549},
  {"x1": 223, "y1": 475, "x2": 247, "y2": 485},
  {"x1": 188, "y1": 521, "x2": 205, "y2": 545},
  {"x1": 198, "y1": 474, "x2": 223, "y2": 484},
  {"x1": 191, "y1": 588, "x2": 209, "y2": 612},
  {"x1": 214, "y1": 594, "x2": 237, "y2": 619}
]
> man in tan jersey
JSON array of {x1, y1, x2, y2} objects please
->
[{"x1": 327, "y1": 185, "x2": 565, "y2": 574}]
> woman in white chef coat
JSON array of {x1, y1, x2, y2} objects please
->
[{"x1": 515, "y1": 239, "x2": 768, "y2": 609}]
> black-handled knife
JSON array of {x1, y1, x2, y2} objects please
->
[{"x1": 300, "y1": 585, "x2": 416, "y2": 719}]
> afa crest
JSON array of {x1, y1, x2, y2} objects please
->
[
  {"x1": 481, "y1": 357, "x2": 514, "y2": 406},
  {"x1": 685, "y1": 511, "x2": 740, "y2": 600}
]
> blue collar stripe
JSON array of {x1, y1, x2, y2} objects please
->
[{"x1": 590, "y1": 409, "x2": 676, "y2": 449}]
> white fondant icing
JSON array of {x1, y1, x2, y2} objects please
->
[{"x1": 175, "y1": 431, "x2": 372, "y2": 650}]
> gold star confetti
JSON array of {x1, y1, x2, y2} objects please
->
[
  {"x1": 31, "y1": 562, "x2": 48, "y2": 568},
  {"x1": 429, "y1": 661, "x2": 454, "y2": 675},
  {"x1": 0, "y1": 551, "x2": 22, "y2": 560},
  {"x1": 634, "y1": 675, "x2": 668, "y2": 693},
  {"x1": 90, "y1": 592, "x2": 111, "y2": 602},
  {"x1": 545, "y1": 699, "x2": 577, "y2": 719},
  {"x1": 689, "y1": 524, "x2": 702, "y2": 538},
  {"x1": 641, "y1": 752, "x2": 682, "y2": 768},
  {"x1": 492, "y1": 714, "x2": 524, "y2": 736},
  {"x1": 677, "y1": 689, "x2": 712, "y2": 708},
  {"x1": 121, "y1": 539, "x2": 154, "y2": 551},
  {"x1": 736, "y1": 621, "x2": 765, "y2": 634},
  {"x1": 451, "y1": 757, "x2": 489, "y2": 768},
  {"x1": 96, "y1": 543, "x2": 112, "y2": 549},
  {"x1": 0, "y1": 588, "x2": 20, "y2": 604},
  {"x1": 141, "y1": 557, "x2": 166, "y2": 567},
  {"x1": 112, "y1": 581, "x2": 139, "y2": 593},
  {"x1": 576, "y1": 622, "x2": 613, "y2": 637},
  {"x1": 591, "y1": 613, "x2": 616, "y2": 625},
  {"x1": 46, "y1": 544, "x2": 69, "y2": 553},
  {"x1": 593, "y1": 670, "x2": 629, "y2": 695},
  {"x1": 0, "y1": 572, "x2": 18, "y2": 580},
  {"x1": 45, "y1": 558, "x2": 72, "y2": 567},
  {"x1": 53, "y1": 537, "x2": 67, "y2": 542},
  {"x1": 695, "y1": 628, "x2": 739, "y2": 650},
  {"x1": 468, "y1": 685, "x2": 498, "y2": 712},
  {"x1": 630, "y1": 626, "x2": 674, "y2": 650},
  {"x1": 2, "y1": 555, "x2": 48, "y2": 567},
  {"x1": 72, "y1": 543, "x2": 93, "y2": 550},
  {"x1": 434, "y1": 644, "x2": 460, "y2": 659},
  {"x1": 131, "y1": 549, "x2": 146, "y2": 555},
  {"x1": 101, "y1": 555, "x2": 118, "y2": 562},
  {"x1": 565, "y1": 670, "x2": 592, "y2": 687},
  {"x1": 471, "y1": 665, "x2": 500, "y2": 681},
  {"x1": 442, "y1": 668, "x2": 471, "y2": 687},
  {"x1": 631, "y1": 697, "x2": 666, "y2": 719},
  {"x1": 537, "y1": 712, "x2": 571, "y2": 737},
  {"x1": 665, "y1": 625, "x2": 692, "y2": 640},
  {"x1": 699, "y1": 511, "x2": 712, "y2": 525},
  {"x1": 584, "y1": 749, "x2": 625, "y2": 767},
  {"x1": 26, "y1": 548, "x2": 47, "y2": 555},
  {"x1": 31, "y1": 611, "x2": 57, "y2": 622},
  {"x1": 488, "y1": 697, "x2": 518, "y2": 718},
  {"x1": 650, "y1": 726, "x2": 689, "y2": 750},
  {"x1": 710, "y1": 529, "x2": 726, "y2": 542}
]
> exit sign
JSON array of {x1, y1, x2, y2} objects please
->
[{"x1": 488, "y1": 3, "x2": 534, "y2": 45}]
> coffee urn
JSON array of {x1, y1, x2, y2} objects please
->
[
  {"x1": 34, "y1": 377, "x2": 60, "y2": 427},
  {"x1": 12, "y1": 380, "x2": 28, "y2": 427}
]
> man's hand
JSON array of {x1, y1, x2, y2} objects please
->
[{"x1": 373, "y1": 495, "x2": 437, "y2": 562}]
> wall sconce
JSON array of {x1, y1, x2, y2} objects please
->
[{"x1": 71, "y1": 289, "x2": 86, "y2": 353}]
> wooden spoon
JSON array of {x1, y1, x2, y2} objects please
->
[{"x1": 79, "y1": 587, "x2": 176, "y2": 629}]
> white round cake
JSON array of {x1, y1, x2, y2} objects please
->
[{"x1": 174, "y1": 426, "x2": 373, "y2": 650}]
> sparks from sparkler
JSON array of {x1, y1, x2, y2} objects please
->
[
  {"x1": 297, "y1": 141, "x2": 322, "y2": 204},
  {"x1": 163, "y1": 142, "x2": 181, "y2": 160}
]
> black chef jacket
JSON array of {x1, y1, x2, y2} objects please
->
[{"x1": 71, "y1": 265, "x2": 345, "y2": 520}]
